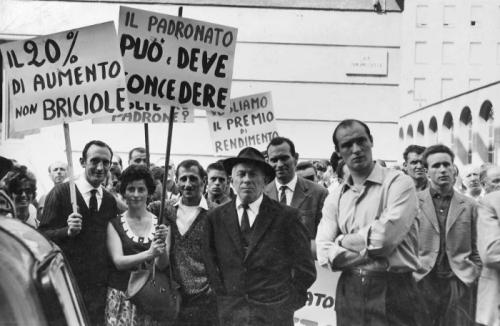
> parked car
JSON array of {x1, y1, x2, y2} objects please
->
[{"x1": 0, "y1": 215, "x2": 89, "y2": 325}]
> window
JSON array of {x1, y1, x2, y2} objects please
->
[
  {"x1": 469, "y1": 42, "x2": 482, "y2": 64},
  {"x1": 416, "y1": 5, "x2": 429, "y2": 27},
  {"x1": 470, "y1": 5, "x2": 483, "y2": 27},
  {"x1": 442, "y1": 42, "x2": 456, "y2": 64},
  {"x1": 414, "y1": 78, "x2": 426, "y2": 101},
  {"x1": 415, "y1": 42, "x2": 429, "y2": 64},
  {"x1": 469, "y1": 78, "x2": 481, "y2": 89},
  {"x1": 441, "y1": 78, "x2": 453, "y2": 98},
  {"x1": 443, "y1": 5, "x2": 456, "y2": 27}
]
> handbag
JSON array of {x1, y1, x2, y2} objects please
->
[{"x1": 125, "y1": 227, "x2": 181, "y2": 321}]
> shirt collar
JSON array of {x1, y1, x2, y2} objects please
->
[
  {"x1": 236, "y1": 194, "x2": 264, "y2": 213},
  {"x1": 343, "y1": 162, "x2": 383, "y2": 190},
  {"x1": 275, "y1": 174, "x2": 298, "y2": 192},
  {"x1": 75, "y1": 174, "x2": 103, "y2": 196},
  {"x1": 429, "y1": 186, "x2": 454, "y2": 199},
  {"x1": 174, "y1": 196, "x2": 209, "y2": 210}
]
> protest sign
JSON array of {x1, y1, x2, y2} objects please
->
[
  {"x1": 119, "y1": 6, "x2": 237, "y2": 112},
  {"x1": 207, "y1": 92, "x2": 279, "y2": 155},
  {"x1": 92, "y1": 105, "x2": 195, "y2": 123},
  {"x1": 0, "y1": 22, "x2": 128, "y2": 132},
  {"x1": 294, "y1": 262, "x2": 340, "y2": 326}
]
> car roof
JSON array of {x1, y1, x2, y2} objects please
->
[{"x1": 0, "y1": 216, "x2": 58, "y2": 265}]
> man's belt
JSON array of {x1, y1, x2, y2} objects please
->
[{"x1": 345, "y1": 268, "x2": 412, "y2": 279}]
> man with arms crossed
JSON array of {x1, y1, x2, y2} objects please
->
[{"x1": 316, "y1": 119, "x2": 424, "y2": 325}]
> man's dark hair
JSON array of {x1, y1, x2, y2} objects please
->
[
  {"x1": 330, "y1": 152, "x2": 341, "y2": 171},
  {"x1": 150, "y1": 166, "x2": 165, "y2": 181},
  {"x1": 332, "y1": 119, "x2": 373, "y2": 151},
  {"x1": 266, "y1": 137, "x2": 297, "y2": 157},
  {"x1": 336, "y1": 160, "x2": 347, "y2": 180},
  {"x1": 207, "y1": 162, "x2": 227, "y2": 175},
  {"x1": 81, "y1": 140, "x2": 113, "y2": 162},
  {"x1": 422, "y1": 144, "x2": 455, "y2": 168},
  {"x1": 403, "y1": 145, "x2": 426, "y2": 162},
  {"x1": 119, "y1": 164, "x2": 155, "y2": 196},
  {"x1": 128, "y1": 147, "x2": 146, "y2": 161},
  {"x1": 296, "y1": 161, "x2": 316, "y2": 173},
  {"x1": 176, "y1": 159, "x2": 207, "y2": 181}
]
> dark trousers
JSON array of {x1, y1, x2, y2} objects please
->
[
  {"x1": 174, "y1": 292, "x2": 218, "y2": 326},
  {"x1": 336, "y1": 270, "x2": 428, "y2": 326},
  {"x1": 417, "y1": 273, "x2": 475, "y2": 326},
  {"x1": 81, "y1": 285, "x2": 107, "y2": 326}
]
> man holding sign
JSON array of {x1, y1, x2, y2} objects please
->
[{"x1": 39, "y1": 140, "x2": 118, "y2": 325}]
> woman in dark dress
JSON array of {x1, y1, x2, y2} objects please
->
[{"x1": 105, "y1": 165, "x2": 169, "y2": 325}]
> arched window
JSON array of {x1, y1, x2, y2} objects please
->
[
  {"x1": 460, "y1": 107, "x2": 473, "y2": 164},
  {"x1": 417, "y1": 121, "x2": 425, "y2": 144},
  {"x1": 407, "y1": 125, "x2": 414, "y2": 140},
  {"x1": 442, "y1": 112, "x2": 454, "y2": 148},
  {"x1": 428, "y1": 116, "x2": 438, "y2": 145},
  {"x1": 479, "y1": 100, "x2": 494, "y2": 163}
]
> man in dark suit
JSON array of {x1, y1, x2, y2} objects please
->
[
  {"x1": 414, "y1": 144, "x2": 481, "y2": 326},
  {"x1": 206, "y1": 147, "x2": 316, "y2": 326},
  {"x1": 39, "y1": 140, "x2": 118, "y2": 325},
  {"x1": 264, "y1": 137, "x2": 328, "y2": 244}
]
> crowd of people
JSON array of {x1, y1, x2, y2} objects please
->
[{"x1": 0, "y1": 118, "x2": 500, "y2": 326}]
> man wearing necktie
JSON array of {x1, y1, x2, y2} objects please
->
[
  {"x1": 205, "y1": 147, "x2": 316, "y2": 326},
  {"x1": 39, "y1": 140, "x2": 118, "y2": 325},
  {"x1": 264, "y1": 137, "x2": 328, "y2": 255}
]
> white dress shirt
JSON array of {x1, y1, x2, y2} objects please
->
[
  {"x1": 75, "y1": 175, "x2": 103, "y2": 210},
  {"x1": 236, "y1": 194, "x2": 263, "y2": 228},
  {"x1": 274, "y1": 175, "x2": 298, "y2": 205},
  {"x1": 174, "y1": 196, "x2": 208, "y2": 235}
]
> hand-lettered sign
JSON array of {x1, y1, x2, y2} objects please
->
[
  {"x1": 294, "y1": 262, "x2": 340, "y2": 326},
  {"x1": 119, "y1": 6, "x2": 237, "y2": 112},
  {"x1": 207, "y1": 92, "x2": 278, "y2": 155},
  {"x1": 0, "y1": 22, "x2": 128, "y2": 132}
]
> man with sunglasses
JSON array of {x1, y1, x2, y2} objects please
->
[
  {"x1": 265, "y1": 137, "x2": 328, "y2": 248},
  {"x1": 39, "y1": 140, "x2": 118, "y2": 326}
]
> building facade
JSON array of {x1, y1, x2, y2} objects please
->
[
  {"x1": 399, "y1": 0, "x2": 500, "y2": 166},
  {"x1": 1, "y1": 0, "x2": 404, "y2": 193}
]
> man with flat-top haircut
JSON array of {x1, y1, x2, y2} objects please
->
[
  {"x1": 39, "y1": 140, "x2": 118, "y2": 325},
  {"x1": 403, "y1": 144, "x2": 428, "y2": 191},
  {"x1": 415, "y1": 144, "x2": 481, "y2": 326},
  {"x1": 316, "y1": 119, "x2": 425, "y2": 325}
]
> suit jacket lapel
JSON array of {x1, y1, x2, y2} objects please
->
[
  {"x1": 265, "y1": 182, "x2": 278, "y2": 201},
  {"x1": 244, "y1": 196, "x2": 275, "y2": 261},
  {"x1": 446, "y1": 192, "x2": 465, "y2": 234},
  {"x1": 221, "y1": 200, "x2": 245, "y2": 257},
  {"x1": 75, "y1": 187, "x2": 89, "y2": 215},
  {"x1": 421, "y1": 190, "x2": 439, "y2": 233},
  {"x1": 291, "y1": 177, "x2": 309, "y2": 209}
]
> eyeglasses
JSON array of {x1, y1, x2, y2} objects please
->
[{"x1": 12, "y1": 188, "x2": 34, "y2": 196}]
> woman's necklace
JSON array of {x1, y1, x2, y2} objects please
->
[{"x1": 121, "y1": 212, "x2": 158, "y2": 244}]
